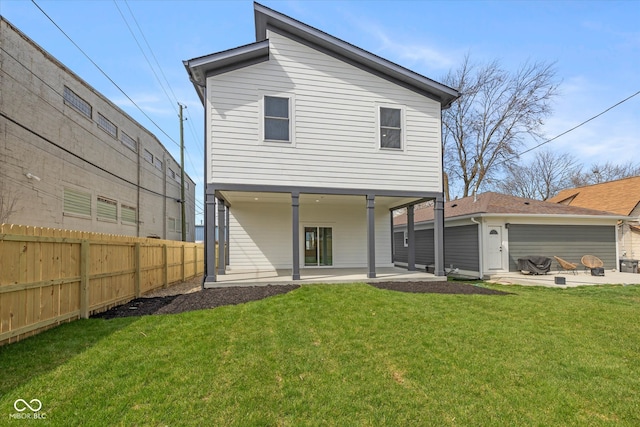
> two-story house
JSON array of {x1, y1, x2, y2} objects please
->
[{"x1": 184, "y1": 3, "x2": 459, "y2": 285}]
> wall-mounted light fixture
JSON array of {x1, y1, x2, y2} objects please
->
[{"x1": 25, "y1": 172, "x2": 41, "y2": 181}]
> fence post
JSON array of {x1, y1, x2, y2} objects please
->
[
  {"x1": 194, "y1": 244, "x2": 198, "y2": 279},
  {"x1": 182, "y1": 244, "x2": 186, "y2": 281},
  {"x1": 134, "y1": 243, "x2": 141, "y2": 297},
  {"x1": 163, "y1": 244, "x2": 168, "y2": 288},
  {"x1": 80, "y1": 240, "x2": 90, "y2": 319}
]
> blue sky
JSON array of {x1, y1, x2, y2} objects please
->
[{"x1": 2, "y1": 0, "x2": 639, "y2": 219}]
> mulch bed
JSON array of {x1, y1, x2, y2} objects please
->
[
  {"x1": 370, "y1": 281, "x2": 512, "y2": 295},
  {"x1": 91, "y1": 281, "x2": 510, "y2": 319}
]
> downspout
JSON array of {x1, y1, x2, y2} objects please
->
[
  {"x1": 471, "y1": 217, "x2": 484, "y2": 279},
  {"x1": 201, "y1": 82, "x2": 208, "y2": 288}
]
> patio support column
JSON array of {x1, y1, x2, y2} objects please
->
[
  {"x1": 407, "y1": 204, "x2": 416, "y2": 271},
  {"x1": 434, "y1": 195, "x2": 445, "y2": 276},
  {"x1": 389, "y1": 209, "x2": 395, "y2": 264},
  {"x1": 217, "y1": 198, "x2": 226, "y2": 275},
  {"x1": 225, "y1": 205, "x2": 230, "y2": 266},
  {"x1": 292, "y1": 192, "x2": 300, "y2": 280},
  {"x1": 367, "y1": 194, "x2": 376, "y2": 278},
  {"x1": 204, "y1": 191, "x2": 217, "y2": 284}
]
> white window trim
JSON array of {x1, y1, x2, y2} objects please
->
[
  {"x1": 376, "y1": 103, "x2": 406, "y2": 152},
  {"x1": 260, "y1": 93, "x2": 296, "y2": 146}
]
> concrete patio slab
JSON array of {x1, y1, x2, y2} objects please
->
[
  {"x1": 205, "y1": 267, "x2": 441, "y2": 287},
  {"x1": 488, "y1": 270, "x2": 640, "y2": 288}
]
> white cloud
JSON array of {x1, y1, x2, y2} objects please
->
[
  {"x1": 339, "y1": 11, "x2": 458, "y2": 74},
  {"x1": 369, "y1": 26, "x2": 456, "y2": 71}
]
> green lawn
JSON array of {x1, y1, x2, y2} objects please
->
[{"x1": 2, "y1": 283, "x2": 640, "y2": 426}]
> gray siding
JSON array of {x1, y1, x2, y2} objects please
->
[
  {"x1": 393, "y1": 232, "x2": 408, "y2": 262},
  {"x1": 444, "y1": 225, "x2": 480, "y2": 272},
  {"x1": 394, "y1": 224, "x2": 479, "y2": 272},
  {"x1": 508, "y1": 225, "x2": 616, "y2": 271},
  {"x1": 416, "y1": 229, "x2": 435, "y2": 266}
]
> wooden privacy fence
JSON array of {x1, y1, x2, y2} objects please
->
[{"x1": 0, "y1": 224, "x2": 204, "y2": 346}]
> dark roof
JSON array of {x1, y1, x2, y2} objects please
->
[
  {"x1": 395, "y1": 192, "x2": 622, "y2": 225},
  {"x1": 548, "y1": 176, "x2": 640, "y2": 216},
  {"x1": 185, "y1": 2, "x2": 460, "y2": 107}
]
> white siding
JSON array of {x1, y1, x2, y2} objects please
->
[
  {"x1": 207, "y1": 30, "x2": 442, "y2": 192},
  {"x1": 227, "y1": 199, "x2": 392, "y2": 271},
  {"x1": 228, "y1": 203, "x2": 291, "y2": 271}
]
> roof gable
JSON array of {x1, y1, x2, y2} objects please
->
[
  {"x1": 185, "y1": 3, "x2": 459, "y2": 108},
  {"x1": 548, "y1": 176, "x2": 640, "y2": 216}
]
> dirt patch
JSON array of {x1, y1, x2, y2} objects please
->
[{"x1": 92, "y1": 280, "x2": 509, "y2": 319}]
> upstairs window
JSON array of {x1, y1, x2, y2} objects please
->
[
  {"x1": 264, "y1": 96, "x2": 290, "y2": 142},
  {"x1": 97, "y1": 113, "x2": 117, "y2": 138},
  {"x1": 120, "y1": 131, "x2": 137, "y2": 152},
  {"x1": 143, "y1": 149, "x2": 153, "y2": 164},
  {"x1": 380, "y1": 107, "x2": 402, "y2": 149},
  {"x1": 63, "y1": 86, "x2": 92, "y2": 119}
]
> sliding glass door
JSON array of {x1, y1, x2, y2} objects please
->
[{"x1": 304, "y1": 227, "x2": 333, "y2": 266}]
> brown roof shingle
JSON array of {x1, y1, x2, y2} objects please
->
[
  {"x1": 548, "y1": 176, "x2": 640, "y2": 216},
  {"x1": 395, "y1": 192, "x2": 618, "y2": 225}
]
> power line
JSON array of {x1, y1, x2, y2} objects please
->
[
  {"x1": 116, "y1": 0, "x2": 206, "y2": 194},
  {"x1": 502, "y1": 89, "x2": 640, "y2": 166},
  {"x1": 113, "y1": 0, "x2": 178, "y2": 116},
  {"x1": 123, "y1": 0, "x2": 181, "y2": 106},
  {"x1": 30, "y1": 0, "x2": 205, "y2": 210},
  {"x1": 31, "y1": 0, "x2": 180, "y2": 149},
  {"x1": 2, "y1": 111, "x2": 166, "y2": 198},
  {"x1": 0, "y1": 46, "x2": 191, "y2": 199}
]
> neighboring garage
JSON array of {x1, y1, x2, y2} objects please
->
[{"x1": 394, "y1": 192, "x2": 624, "y2": 279}]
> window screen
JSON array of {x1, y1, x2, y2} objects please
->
[
  {"x1": 264, "y1": 96, "x2": 290, "y2": 141},
  {"x1": 380, "y1": 107, "x2": 402, "y2": 149}
]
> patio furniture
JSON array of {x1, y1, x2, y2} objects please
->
[
  {"x1": 581, "y1": 255, "x2": 604, "y2": 276},
  {"x1": 554, "y1": 256, "x2": 578, "y2": 275},
  {"x1": 517, "y1": 256, "x2": 552, "y2": 275}
]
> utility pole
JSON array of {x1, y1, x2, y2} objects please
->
[{"x1": 179, "y1": 103, "x2": 187, "y2": 242}]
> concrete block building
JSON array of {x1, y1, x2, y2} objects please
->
[{"x1": 0, "y1": 17, "x2": 196, "y2": 240}]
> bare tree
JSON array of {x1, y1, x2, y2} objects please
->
[
  {"x1": 496, "y1": 149, "x2": 581, "y2": 200},
  {"x1": 442, "y1": 55, "x2": 559, "y2": 198},
  {"x1": 570, "y1": 161, "x2": 640, "y2": 187},
  {"x1": 0, "y1": 182, "x2": 19, "y2": 223}
]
